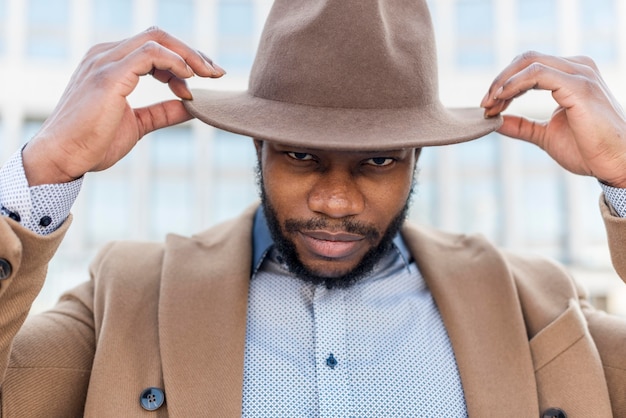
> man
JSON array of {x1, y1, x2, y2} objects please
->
[{"x1": 1, "y1": 0, "x2": 626, "y2": 416}]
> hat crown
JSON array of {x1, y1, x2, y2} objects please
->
[{"x1": 249, "y1": 0, "x2": 439, "y2": 110}]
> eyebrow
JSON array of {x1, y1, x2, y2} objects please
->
[{"x1": 276, "y1": 145, "x2": 407, "y2": 155}]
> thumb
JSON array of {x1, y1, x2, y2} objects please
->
[
  {"x1": 497, "y1": 114, "x2": 547, "y2": 148},
  {"x1": 134, "y1": 100, "x2": 193, "y2": 137}
]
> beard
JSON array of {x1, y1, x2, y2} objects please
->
[{"x1": 257, "y1": 163, "x2": 414, "y2": 289}]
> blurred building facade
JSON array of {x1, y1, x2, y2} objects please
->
[{"x1": 0, "y1": 0, "x2": 625, "y2": 313}]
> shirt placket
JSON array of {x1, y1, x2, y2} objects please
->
[{"x1": 313, "y1": 286, "x2": 353, "y2": 418}]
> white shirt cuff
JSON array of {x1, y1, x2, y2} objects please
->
[
  {"x1": 600, "y1": 181, "x2": 626, "y2": 218},
  {"x1": 0, "y1": 149, "x2": 82, "y2": 234}
]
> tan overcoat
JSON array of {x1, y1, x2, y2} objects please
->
[{"x1": 1, "y1": 201, "x2": 626, "y2": 417}]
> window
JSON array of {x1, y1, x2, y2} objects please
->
[
  {"x1": 150, "y1": 125, "x2": 195, "y2": 239},
  {"x1": 454, "y1": 0, "x2": 495, "y2": 69},
  {"x1": 456, "y1": 134, "x2": 501, "y2": 242},
  {"x1": 211, "y1": 129, "x2": 258, "y2": 223},
  {"x1": 216, "y1": 0, "x2": 256, "y2": 75},
  {"x1": 87, "y1": 175, "x2": 132, "y2": 243},
  {"x1": 92, "y1": 0, "x2": 133, "y2": 43},
  {"x1": 26, "y1": 0, "x2": 70, "y2": 59},
  {"x1": 156, "y1": 0, "x2": 195, "y2": 43},
  {"x1": 519, "y1": 140, "x2": 565, "y2": 260},
  {"x1": 517, "y1": 0, "x2": 557, "y2": 55},
  {"x1": 579, "y1": 0, "x2": 617, "y2": 65},
  {"x1": 22, "y1": 118, "x2": 43, "y2": 144},
  {"x1": 410, "y1": 134, "x2": 501, "y2": 243},
  {"x1": 0, "y1": 0, "x2": 7, "y2": 56}
]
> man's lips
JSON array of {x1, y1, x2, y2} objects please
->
[{"x1": 299, "y1": 230, "x2": 365, "y2": 259}]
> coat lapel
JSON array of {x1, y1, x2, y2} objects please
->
[
  {"x1": 157, "y1": 207, "x2": 541, "y2": 417},
  {"x1": 402, "y1": 224, "x2": 539, "y2": 417},
  {"x1": 158, "y1": 207, "x2": 256, "y2": 418}
]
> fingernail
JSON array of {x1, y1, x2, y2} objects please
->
[
  {"x1": 182, "y1": 88, "x2": 193, "y2": 100},
  {"x1": 480, "y1": 91, "x2": 490, "y2": 107},
  {"x1": 494, "y1": 86, "x2": 503, "y2": 100},
  {"x1": 202, "y1": 58, "x2": 225, "y2": 76},
  {"x1": 199, "y1": 57, "x2": 216, "y2": 75},
  {"x1": 212, "y1": 62, "x2": 226, "y2": 75}
]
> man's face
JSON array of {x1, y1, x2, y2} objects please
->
[{"x1": 255, "y1": 140, "x2": 419, "y2": 288}]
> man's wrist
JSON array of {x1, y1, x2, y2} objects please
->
[{"x1": 22, "y1": 140, "x2": 79, "y2": 186}]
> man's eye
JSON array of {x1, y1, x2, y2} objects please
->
[
  {"x1": 287, "y1": 152, "x2": 314, "y2": 161},
  {"x1": 366, "y1": 157, "x2": 394, "y2": 167}
]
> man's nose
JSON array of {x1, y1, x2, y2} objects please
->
[{"x1": 307, "y1": 170, "x2": 365, "y2": 218}]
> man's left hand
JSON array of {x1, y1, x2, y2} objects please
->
[{"x1": 482, "y1": 51, "x2": 626, "y2": 188}]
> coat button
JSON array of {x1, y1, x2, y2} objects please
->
[
  {"x1": 0, "y1": 259, "x2": 12, "y2": 280},
  {"x1": 139, "y1": 387, "x2": 165, "y2": 411},
  {"x1": 542, "y1": 407, "x2": 567, "y2": 418}
]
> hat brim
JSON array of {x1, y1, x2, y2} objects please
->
[{"x1": 184, "y1": 89, "x2": 502, "y2": 150}]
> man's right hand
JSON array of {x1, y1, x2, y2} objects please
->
[{"x1": 21, "y1": 27, "x2": 224, "y2": 186}]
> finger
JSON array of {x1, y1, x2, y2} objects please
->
[
  {"x1": 486, "y1": 64, "x2": 588, "y2": 114},
  {"x1": 106, "y1": 42, "x2": 196, "y2": 97},
  {"x1": 84, "y1": 40, "x2": 123, "y2": 57},
  {"x1": 106, "y1": 27, "x2": 223, "y2": 78},
  {"x1": 497, "y1": 114, "x2": 547, "y2": 147},
  {"x1": 197, "y1": 50, "x2": 226, "y2": 75},
  {"x1": 151, "y1": 68, "x2": 193, "y2": 100},
  {"x1": 484, "y1": 98, "x2": 513, "y2": 118},
  {"x1": 481, "y1": 52, "x2": 596, "y2": 108},
  {"x1": 134, "y1": 100, "x2": 193, "y2": 138}
]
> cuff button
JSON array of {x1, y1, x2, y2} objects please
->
[
  {"x1": 0, "y1": 259, "x2": 12, "y2": 280},
  {"x1": 39, "y1": 216, "x2": 52, "y2": 227}
]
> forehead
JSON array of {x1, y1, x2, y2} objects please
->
[{"x1": 265, "y1": 141, "x2": 416, "y2": 156}]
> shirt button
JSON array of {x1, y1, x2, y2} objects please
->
[
  {"x1": 8, "y1": 211, "x2": 20, "y2": 222},
  {"x1": 542, "y1": 407, "x2": 567, "y2": 418},
  {"x1": 326, "y1": 353, "x2": 338, "y2": 369},
  {"x1": 0, "y1": 259, "x2": 12, "y2": 280},
  {"x1": 139, "y1": 387, "x2": 165, "y2": 411},
  {"x1": 39, "y1": 216, "x2": 52, "y2": 227}
]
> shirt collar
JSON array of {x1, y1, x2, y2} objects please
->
[{"x1": 252, "y1": 206, "x2": 412, "y2": 274}]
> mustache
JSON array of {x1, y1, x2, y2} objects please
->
[{"x1": 284, "y1": 217, "x2": 380, "y2": 242}]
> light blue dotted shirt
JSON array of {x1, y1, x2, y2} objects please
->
[{"x1": 244, "y1": 209, "x2": 467, "y2": 416}]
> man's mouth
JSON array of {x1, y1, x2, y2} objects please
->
[{"x1": 299, "y1": 230, "x2": 365, "y2": 259}]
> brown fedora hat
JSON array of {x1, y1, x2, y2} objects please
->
[{"x1": 184, "y1": 0, "x2": 501, "y2": 150}]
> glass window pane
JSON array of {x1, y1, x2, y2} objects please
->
[
  {"x1": 93, "y1": 0, "x2": 133, "y2": 43},
  {"x1": 149, "y1": 125, "x2": 194, "y2": 239},
  {"x1": 455, "y1": 0, "x2": 495, "y2": 69},
  {"x1": 87, "y1": 176, "x2": 131, "y2": 243},
  {"x1": 517, "y1": 0, "x2": 557, "y2": 54},
  {"x1": 456, "y1": 134, "x2": 500, "y2": 241},
  {"x1": 211, "y1": 130, "x2": 258, "y2": 223},
  {"x1": 151, "y1": 125, "x2": 194, "y2": 169},
  {"x1": 217, "y1": 0, "x2": 255, "y2": 75},
  {"x1": 156, "y1": 0, "x2": 194, "y2": 42},
  {"x1": 580, "y1": 0, "x2": 617, "y2": 64},
  {"x1": 0, "y1": 0, "x2": 7, "y2": 55},
  {"x1": 22, "y1": 119, "x2": 43, "y2": 144},
  {"x1": 27, "y1": 0, "x2": 70, "y2": 59},
  {"x1": 518, "y1": 141, "x2": 565, "y2": 259},
  {"x1": 151, "y1": 178, "x2": 193, "y2": 238}
]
